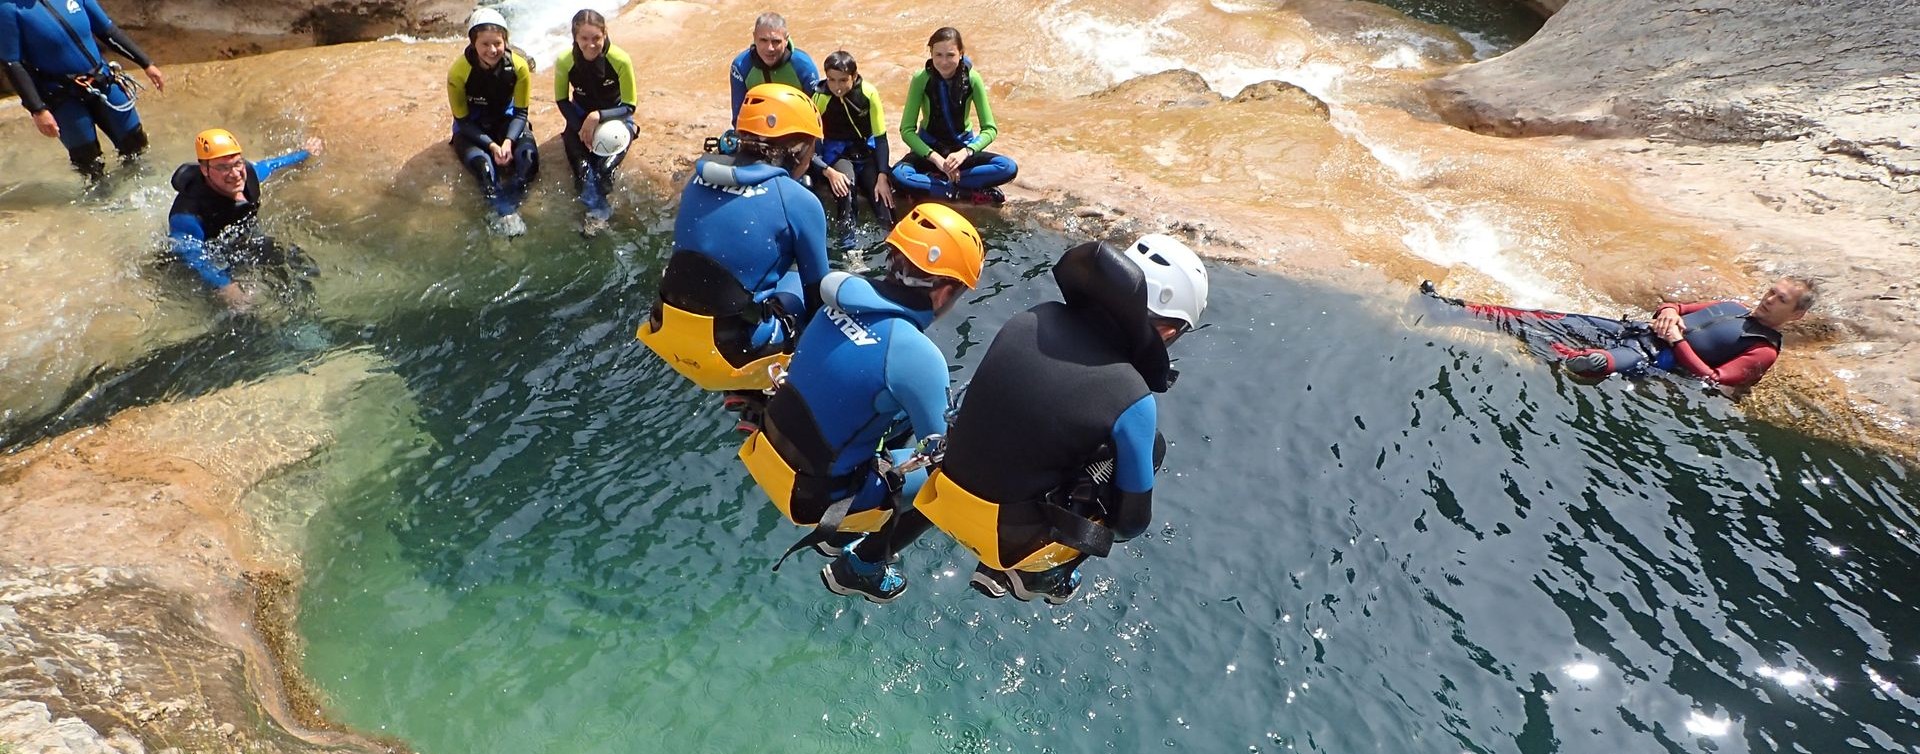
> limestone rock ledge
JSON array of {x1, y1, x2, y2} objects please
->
[
  {"x1": 1425, "y1": 0, "x2": 1920, "y2": 439},
  {"x1": 0, "y1": 350, "x2": 415, "y2": 754}
]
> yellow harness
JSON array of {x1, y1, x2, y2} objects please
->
[
  {"x1": 635, "y1": 301, "x2": 790, "y2": 391},
  {"x1": 914, "y1": 469, "x2": 1087, "y2": 572},
  {"x1": 738, "y1": 429, "x2": 893, "y2": 533}
]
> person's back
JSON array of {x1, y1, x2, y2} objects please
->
[{"x1": 671, "y1": 155, "x2": 823, "y2": 302}]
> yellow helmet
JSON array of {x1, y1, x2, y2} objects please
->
[
  {"x1": 194, "y1": 128, "x2": 243, "y2": 161},
  {"x1": 736, "y1": 83, "x2": 822, "y2": 139},
  {"x1": 885, "y1": 204, "x2": 984, "y2": 288}
]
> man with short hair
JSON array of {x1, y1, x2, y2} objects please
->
[
  {"x1": 167, "y1": 128, "x2": 323, "y2": 310},
  {"x1": 1, "y1": 0, "x2": 166, "y2": 179},
  {"x1": 727, "y1": 12, "x2": 820, "y2": 120},
  {"x1": 1422, "y1": 276, "x2": 1817, "y2": 388}
]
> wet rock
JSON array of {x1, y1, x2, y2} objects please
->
[
  {"x1": 1231, "y1": 81, "x2": 1332, "y2": 120},
  {"x1": 1085, "y1": 70, "x2": 1223, "y2": 109},
  {"x1": 100, "y1": 0, "x2": 467, "y2": 45},
  {"x1": 0, "y1": 351, "x2": 418, "y2": 754}
]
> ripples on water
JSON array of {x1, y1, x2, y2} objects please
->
[{"x1": 282, "y1": 218, "x2": 1920, "y2": 754}]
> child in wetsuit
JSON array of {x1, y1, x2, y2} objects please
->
[
  {"x1": 891, "y1": 27, "x2": 1018, "y2": 205},
  {"x1": 447, "y1": 8, "x2": 538, "y2": 237},
  {"x1": 554, "y1": 8, "x2": 637, "y2": 237},
  {"x1": 809, "y1": 51, "x2": 896, "y2": 248}
]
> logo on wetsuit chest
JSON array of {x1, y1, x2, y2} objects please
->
[
  {"x1": 824, "y1": 306, "x2": 878, "y2": 346},
  {"x1": 66, "y1": 0, "x2": 80, "y2": 13}
]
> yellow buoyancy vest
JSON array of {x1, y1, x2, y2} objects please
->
[
  {"x1": 635, "y1": 301, "x2": 790, "y2": 392},
  {"x1": 738, "y1": 429, "x2": 893, "y2": 533},
  {"x1": 913, "y1": 469, "x2": 1086, "y2": 572}
]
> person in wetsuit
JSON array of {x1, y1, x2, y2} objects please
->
[
  {"x1": 554, "y1": 8, "x2": 636, "y2": 237},
  {"x1": 828, "y1": 234, "x2": 1209, "y2": 605},
  {"x1": 448, "y1": 8, "x2": 538, "y2": 237},
  {"x1": 727, "y1": 12, "x2": 820, "y2": 122},
  {"x1": 1, "y1": 0, "x2": 165, "y2": 179},
  {"x1": 809, "y1": 50, "x2": 896, "y2": 249},
  {"x1": 890, "y1": 26, "x2": 1017, "y2": 206},
  {"x1": 1421, "y1": 276, "x2": 1816, "y2": 389},
  {"x1": 635, "y1": 83, "x2": 827, "y2": 403},
  {"x1": 165, "y1": 128, "x2": 323, "y2": 311},
  {"x1": 733, "y1": 204, "x2": 984, "y2": 604}
]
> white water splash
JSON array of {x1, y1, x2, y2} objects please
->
[{"x1": 483, "y1": 0, "x2": 632, "y2": 69}]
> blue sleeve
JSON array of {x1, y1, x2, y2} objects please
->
[
  {"x1": 728, "y1": 50, "x2": 749, "y2": 122},
  {"x1": 167, "y1": 214, "x2": 230, "y2": 288},
  {"x1": 250, "y1": 150, "x2": 308, "y2": 183},
  {"x1": 881, "y1": 326, "x2": 951, "y2": 439},
  {"x1": 783, "y1": 181, "x2": 829, "y2": 313},
  {"x1": 1111, "y1": 395, "x2": 1158, "y2": 494},
  {"x1": 0, "y1": 7, "x2": 23, "y2": 64},
  {"x1": 790, "y1": 49, "x2": 821, "y2": 94}
]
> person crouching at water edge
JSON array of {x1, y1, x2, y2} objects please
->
[
  {"x1": 554, "y1": 8, "x2": 636, "y2": 238},
  {"x1": 843, "y1": 235, "x2": 1208, "y2": 605},
  {"x1": 448, "y1": 8, "x2": 538, "y2": 237},
  {"x1": 810, "y1": 50, "x2": 896, "y2": 249},
  {"x1": 727, "y1": 12, "x2": 820, "y2": 122},
  {"x1": 734, "y1": 204, "x2": 986, "y2": 604},
  {"x1": 1421, "y1": 276, "x2": 1816, "y2": 390},
  {"x1": 165, "y1": 129, "x2": 323, "y2": 311},
  {"x1": 635, "y1": 84, "x2": 829, "y2": 418},
  {"x1": 0, "y1": 0, "x2": 165, "y2": 180},
  {"x1": 891, "y1": 27, "x2": 1017, "y2": 206}
]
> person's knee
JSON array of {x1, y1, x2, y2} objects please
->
[{"x1": 116, "y1": 123, "x2": 149, "y2": 155}]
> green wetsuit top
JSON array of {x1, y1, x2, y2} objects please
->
[
  {"x1": 554, "y1": 43, "x2": 637, "y2": 120},
  {"x1": 447, "y1": 47, "x2": 533, "y2": 143},
  {"x1": 899, "y1": 59, "x2": 997, "y2": 157}
]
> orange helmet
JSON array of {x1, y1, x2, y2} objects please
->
[
  {"x1": 736, "y1": 83, "x2": 822, "y2": 139},
  {"x1": 885, "y1": 204, "x2": 984, "y2": 288},
  {"x1": 194, "y1": 128, "x2": 244, "y2": 161}
]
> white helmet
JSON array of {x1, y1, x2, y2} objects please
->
[
  {"x1": 1123, "y1": 233, "x2": 1208, "y2": 329},
  {"x1": 467, "y1": 7, "x2": 509, "y2": 36},
  {"x1": 591, "y1": 119, "x2": 633, "y2": 158}
]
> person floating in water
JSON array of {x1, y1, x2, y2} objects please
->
[
  {"x1": 735, "y1": 204, "x2": 985, "y2": 604},
  {"x1": 0, "y1": 0, "x2": 165, "y2": 180},
  {"x1": 1420, "y1": 276, "x2": 1816, "y2": 389},
  {"x1": 828, "y1": 234, "x2": 1208, "y2": 605},
  {"x1": 810, "y1": 50, "x2": 896, "y2": 248},
  {"x1": 727, "y1": 12, "x2": 820, "y2": 121},
  {"x1": 553, "y1": 8, "x2": 636, "y2": 238},
  {"x1": 165, "y1": 128, "x2": 323, "y2": 311},
  {"x1": 635, "y1": 83, "x2": 827, "y2": 413},
  {"x1": 891, "y1": 26, "x2": 1018, "y2": 206},
  {"x1": 448, "y1": 8, "x2": 538, "y2": 237}
]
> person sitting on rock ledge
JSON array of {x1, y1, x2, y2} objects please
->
[
  {"x1": 728, "y1": 12, "x2": 820, "y2": 121},
  {"x1": 165, "y1": 128, "x2": 323, "y2": 311},
  {"x1": 448, "y1": 8, "x2": 539, "y2": 237},
  {"x1": 1421, "y1": 276, "x2": 1817, "y2": 389},
  {"x1": 890, "y1": 26, "x2": 1018, "y2": 206}
]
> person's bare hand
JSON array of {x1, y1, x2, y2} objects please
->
[
  {"x1": 490, "y1": 141, "x2": 512, "y2": 166},
  {"x1": 577, "y1": 110, "x2": 602, "y2": 146},
  {"x1": 143, "y1": 65, "x2": 165, "y2": 93},
  {"x1": 874, "y1": 173, "x2": 895, "y2": 208},
  {"x1": 32, "y1": 110, "x2": 58, "y2": 138},
  {"x1": 216, "y1": 283, "x2": 252, "y2": 311},
  {"x1": 825, "y1": 167, "x2": 851, "y2": 197}
]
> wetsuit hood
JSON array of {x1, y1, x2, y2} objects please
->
[
  {"x1": 693, "y1": 153, "x2": 791, "y2": 186},
  {"x1": 170, "y1": 162, "x2": 203, "y2": 192},
  {"x1": 821, "y1": 270, "x2": 935, "y2": 330},
  {"x1": 1052, "y1": 241, "x2": 1173, "y2": 391}
]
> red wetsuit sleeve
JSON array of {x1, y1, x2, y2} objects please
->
[
  {"x1": 1664, "y1": 301, "x2": 1719, "y2": 316},
  {"x1": 1671, "y1": 341, "x2": 1778, "y2": 387}
]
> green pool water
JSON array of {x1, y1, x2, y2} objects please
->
[{"x1": 288, "y1": 219, "x2": 1919, "y2": 754}]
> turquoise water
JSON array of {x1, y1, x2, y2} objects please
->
[{"x1": 291, "y1": 219, "x2": 1920, "y2": 754}]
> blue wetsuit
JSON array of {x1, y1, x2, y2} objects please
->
[
  {"x1": 669, "y1": 155, "x2": 829, "y2": 348},
  {"x1": 763, "y1": 272, "x2": 950, "y2": 513},
  {"x1": 727, "y1": 46, "x2": 820, "y2": 121},
  {"x1": 0, "y1": 0, "x2": 152, "y2": 173},
  {"x1": 166, "y1": 150, "x2": 310, "y2": 289}
]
